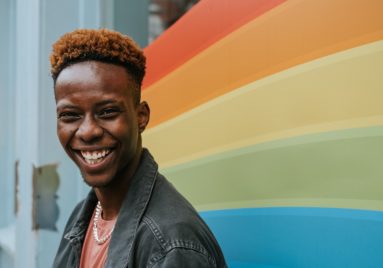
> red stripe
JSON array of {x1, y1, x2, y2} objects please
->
[{"x1": 143, "y1": 0, "x2": 286, "y2": 89}]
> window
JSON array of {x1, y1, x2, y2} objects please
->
[{"x1": 149, "y1": 0, "x2": 199, "y2": 44}]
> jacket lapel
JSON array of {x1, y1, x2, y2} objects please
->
[{"x1": 105, "y1": 149, "x2": 158, "y2": 268}]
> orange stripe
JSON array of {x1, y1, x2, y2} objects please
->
[
  {"x1": 143, "y1": 0, "x2": 383, "y2": 128},
  {"x1": 143, "y1": 0, "x2": 286, "y2": 88}
]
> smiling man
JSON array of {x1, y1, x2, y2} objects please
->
[{"x1": 51, "y1": 29, "x2": 227, "y2": 268}]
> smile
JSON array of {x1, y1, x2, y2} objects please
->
[{"x1": 80, "y1": 149, "x2": 112, "y2": 165}]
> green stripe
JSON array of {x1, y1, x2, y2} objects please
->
[{"x1": 162, "y1": 126, "x2": 383, "y2": 211}]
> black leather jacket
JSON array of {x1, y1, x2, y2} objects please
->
[{"x1": 53, "y1": 149, "x2": 227, "y2": 268}]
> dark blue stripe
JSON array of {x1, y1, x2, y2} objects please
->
[{"x1": 200, "y1": 207, "x2": 383, "y2": 268}]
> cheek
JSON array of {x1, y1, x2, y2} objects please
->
[
  {"x1": 107, "y1": 120, "x2": 139, "y2": 150},
  {"x1": 104, "y1": 116, "x2": 139, "y2": 139},
  {"x1": 57, "y1": 123, "x2": 75, "y2": 147},
  {"x1": 111, "y1": 126, "x2": 136, "y2": 146}
]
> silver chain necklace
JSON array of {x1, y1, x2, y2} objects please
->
[{"x1": 92, "y1": 201, "x2": 115, "y2": 245}]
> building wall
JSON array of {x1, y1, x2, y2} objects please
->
[
  {"x1": 0, "y1": 0, "x2": 148, "y2": 267},
  {"x1": 0, "y1": 0, "x2": 16, "y2": 265},
  {"x1": 0, "y1": 0, "x2": 15, "y2": 229}
]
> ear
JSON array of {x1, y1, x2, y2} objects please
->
[{"x1": 137, "y1": 101, "x2": 150, "y2": 133}]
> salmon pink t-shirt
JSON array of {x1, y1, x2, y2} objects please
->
[{"x1": 80, "y1": 210, "x2": 117, "y2": 268}]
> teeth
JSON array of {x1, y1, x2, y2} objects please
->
[
  {"x1": 80, "y1": 149, "x2": 111, "y2": 164},
  {"x1": 85, "y1": 158, "x2": 104, "y2": 165}
]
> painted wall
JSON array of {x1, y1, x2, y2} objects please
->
[
  {"x1": 142, "y1": 0, "x2": 383, "y2": 267},
  {"x1": 0, "y1": 0, "x2": 148, "y2": 267},
  {"x1": 0, "y1": 1, "x2": 16, "y2": 267},
  {"x1": 0, "y1": 0, "x2": 15, "y2": 229}
]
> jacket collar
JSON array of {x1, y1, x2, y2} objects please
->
[
  {"x1": 63, "y1": 191, "x2": 97, "y2": 244},
  {"x1": 106, "y1": 148, "x2": 158, "y2": 267}
]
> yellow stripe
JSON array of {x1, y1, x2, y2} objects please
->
[
  {"x1": 143, "y1": 41, "x2": 383, "y2": 167},
  {"x1": 163, "y1": 126, "x2": 383, "y2": 212}
]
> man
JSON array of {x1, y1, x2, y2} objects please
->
[{"x1": 51, "y1": 29, "x2": 227, "y2": 268}]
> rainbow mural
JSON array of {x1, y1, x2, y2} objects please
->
[{"x1": 142, "y1": 0, "x2": 383, "y2": 267}]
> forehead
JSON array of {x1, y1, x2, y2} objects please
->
[{"x1": 55, "y1": 61, "x2": 134, "y2": 103}]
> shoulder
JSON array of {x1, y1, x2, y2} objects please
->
[
  {"x1": 139, "y1": 215, "x2": 218, "y2": 268},
  {"x1": 146, "y1": 173, "x2": 209, "y2": 240},
  {"x1": 149, "y1": 247, "x2": 216, "y2": 268},
  {"x1": 133, "y1": 173, "x2": 226, "y2": 267}
]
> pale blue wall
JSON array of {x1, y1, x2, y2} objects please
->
[
  {"x1": 114, "y1": 0, "x2": 149, "y2": 47},
  {"x1": 0, "y1": 250, "x2": 14, "y2": 268},
  {"x1": 0, "y1": 0, "x2": 15, "y2": 229},
  {"x1": 0, "y1": 0, "x2": 149, "y2": 267},
  {"x1": 0, "y1": 1, "x2": 16, "y2": 266}
]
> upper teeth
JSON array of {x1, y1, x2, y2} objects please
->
[{"x1": 81, "y1": 149, "x2": 110, "y2": 160}]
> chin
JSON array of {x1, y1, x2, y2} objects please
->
[{"x1": 81, "y1": 173, "x2": 114, "y2": 188}]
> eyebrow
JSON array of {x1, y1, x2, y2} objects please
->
[
  {"x1": 56, "y1": 103, "x2": 78, "y2": 111},
  {"x1": 94, "y1": 99, "x2": 121, "y2": 107},
  {"x1": 56, "y1": 99, "x2": 122, "y2": 111}
]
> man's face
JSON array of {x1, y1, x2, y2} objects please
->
[{"x1": 55, "y1": 61, "x2": 149, "y2": 187}]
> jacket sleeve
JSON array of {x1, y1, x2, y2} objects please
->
[{"x1": 150, "y1": 248, "x2": 217, "y2": 268}]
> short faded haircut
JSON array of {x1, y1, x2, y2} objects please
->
[{"x1": 50, "y1": 28, "x2": 146, "y2": 104}]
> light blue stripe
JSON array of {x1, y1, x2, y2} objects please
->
[
  {"x1": 200, "y1": 207, "x2": 383, "y2": 268},
  {"x1": 201, "y1": 207, "x2": 383, "y2": 221}
]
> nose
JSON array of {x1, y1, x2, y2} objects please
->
[{"x1": 76, "y1": 115, "x2": 103, "y2": 143}]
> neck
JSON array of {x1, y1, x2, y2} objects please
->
[{"x1": 94, "y1": 146, "x2": 143, "y2": 220}]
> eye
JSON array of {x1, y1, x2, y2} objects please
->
[
  {"x1": 98, "y1": 107, "x2": 121, "y2": 119},
  {"x1": 57, "y1": 112, "x2": 81, "y2": 122}
]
